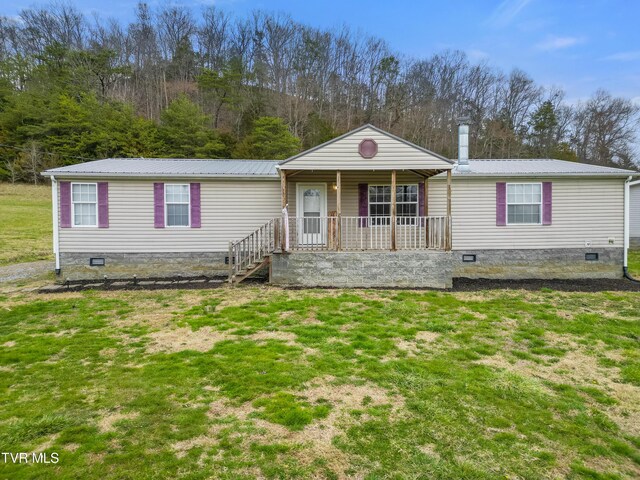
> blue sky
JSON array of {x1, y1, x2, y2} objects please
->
[{"x1": 3, "y1": 0, "x2": 639, "y2": 104}]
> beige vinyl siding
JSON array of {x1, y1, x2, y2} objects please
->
[
  {"x1": 58, "y1": 178, "x2": 280, "y2": 253},
  {"x1": 631, "y1": 184, "x2": 640, "y2": 238},
  {"x1": 286, "y1": 171, "x2": 424, "y2": 217},
  {"x1": 427, "y1": 177, "x2": 624, "y2": 250},
  {"x1": 282, "y1": 127, "x2": 452, "y2": 170}
]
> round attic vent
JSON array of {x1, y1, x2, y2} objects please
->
[{"x1": 359, "y1": 139, "x2": 378, "y2": 158}]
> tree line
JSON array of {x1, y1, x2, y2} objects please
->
[{"x1": 0, "y1": 3, "x2": 638, "y2": 183}]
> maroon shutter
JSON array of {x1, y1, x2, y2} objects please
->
[
  {"x1": 358, "y1": 183, "x2": 368, "y2": 227},
  {"x1": 190, "y1": 183, "x2": 201, "y2": 228},
  {"x1": 60, "y1": 181, "x2": 71, "y2": 228},
  {"x1": 154, "y1": 183, "x2": 164, "y2": 228},
  {"x1": 542, "y1": 182, "x2": 552, "y2": 225},
  {"x1": 496, "y1": 182, "x2": 507, "y2": 226},
  {"x1": 418, "y1": 182, "x2": 425, "y2": 226},
  {"x1": 97, "y1": 182, "x2": 109, "y2": 228}
]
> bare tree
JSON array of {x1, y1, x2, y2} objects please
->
[{"x1": 572, "y1": 90, "x2": 640, "y2": 167}]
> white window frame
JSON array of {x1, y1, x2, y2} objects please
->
[
  {"x1": 506, "y1": 182, "x2": 543, "y2": 225},
  {"x1": 369, "y1": 184, "x2": 419, "y2": 226},
  {"x1": 71, "y1": 182, "x2": 98, "y2": 228},
  {"x1": 164, "y1": 183, "x2": 191, "y2": 228}
]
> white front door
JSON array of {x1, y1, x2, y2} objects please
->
[{"x1": 296, "y1": 183, "x2": 327, "y2": 245}]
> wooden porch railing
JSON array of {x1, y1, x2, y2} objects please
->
[
  {"x1": 228, "y1": 215, "x2": 452, "y2": 282},
  {"x1": 284, "y1": 216, "x2": 451, "y2": 251}
]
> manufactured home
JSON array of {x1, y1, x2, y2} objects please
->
[
  {"x1": 41, "y1": 123, "x2": 639, "y2": 288},
  {"x1": 631, "y1": 183, "x2": 640, "y2": 248}
]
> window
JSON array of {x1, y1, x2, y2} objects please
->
[
  {"x1": 165, "y1": 184, "x2": 190, "y2": 227},
  {"x1": 72, "y1": 183, "x2": 97, "y2": 226},
  {"x1": 507, "y1": 183, "x2": 542, "y2": 224},
  {"x1": 396, "y1": 185, "x2": 418, "y2": 224},
  {"x1": 369, "y1": 184, "x2": 418, "y2": 225},
  {"x1": 369, "y1": 185, "x2": 391, "y2": 225}
]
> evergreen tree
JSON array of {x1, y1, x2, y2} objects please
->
[
  {"x1": 158, "y1": 95, "x2": 228, "y2": 158},
  {"x1": 233, "y1": 117, "x2": 301, "y2": 160},
  {"x1": 528, "y1": 100, "x2": 558, "y2": 158}
]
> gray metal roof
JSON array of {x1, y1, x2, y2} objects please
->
[
  {"x1": 432, "y1": 159, "x2": 638, "y2": 178},
  {"x1": 42, "y1": 158, "x2": 280, "y2": 178},
  {"x1": 42, "y1": 157, "x2": 638, "y2": 179}
]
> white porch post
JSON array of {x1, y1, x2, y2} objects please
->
[
  {"x1": 51, "y1": 175, "x2": 60, "y2": 273},
  {"x1": 391, "y1": 170, "x2": 397, "y2": 251},
  {"x1": 336, "y1": 170, "x2": 342, "y2": 251},
  {"x1": 280, "y1": 170, "x2": 287, "y2": 252},
  {"x1": 446, "y1": 169, "x2": 452, "y2": 251}
]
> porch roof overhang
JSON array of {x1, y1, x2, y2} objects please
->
[{"x1": 276, "y1": 166, "x2": 450, "y2": 178}]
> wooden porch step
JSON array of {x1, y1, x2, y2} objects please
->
[{"x1": 230, "y1": 256, "x2": 270, "y2": 285}]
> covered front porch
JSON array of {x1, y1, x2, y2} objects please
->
[
  {"x1": 279, "y1": 168, "x2": 453, "y2": 252},
  {"x1": 228, "y1": 124, "x2": 457, "y2": 285}
]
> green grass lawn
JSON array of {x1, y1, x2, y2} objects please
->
[
  {"x1": 1, "y1": 284, "x2": 639, "y2": 479},
  {"x1": 629, "y1": 249, "x2": 640, "y2": 278},
  {"x1": 0, "y1": 183, "x2": 52, "y2": 265}
]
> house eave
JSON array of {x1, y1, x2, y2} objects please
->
[
  {"x1": 40, "y1": 171, "x2": 280, "y2": 180},
  {"x1": 429, "y1": 172, "x2": 639, "y2": 179}
]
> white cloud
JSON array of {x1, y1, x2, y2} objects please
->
[
  {"x1": 486, "y1": 0, "x2": 533, "y2": 27},
  {"x1": 603, "y1": 51, "x2": 640, "y2": 62},
  {"x1": 535, "y1": 35, "x2": 584, "y2": 51}
]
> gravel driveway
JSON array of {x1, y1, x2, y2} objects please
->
[{"x1": 0, "y1": 260, "x2": 53, "y2": 283}]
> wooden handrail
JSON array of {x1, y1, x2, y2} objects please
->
[{"x1": 228, "y1": 218, "x2": 279, "y2": 283}]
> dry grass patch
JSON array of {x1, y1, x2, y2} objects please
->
[
  {"x1": 147, "y1": 327, "x2": 305, "y2": 354},
  {"x1": 175, "y1": 378, "x2": 404, "y2": 478},
  {"x1": 415, "y1": 331, "x2": 441, "y2": 342},
  {"x1": 98, "y1": 410, "x2": 140, "y2": 433},
  {"x1": 395, "y1": 331, "x2": 442, "y2": 356},
  {"x1": 477, "y1": 350, "x2": 640, "y2": 437},
  {"x1": 146, "y1": 327, "x2": 232, "y2": 354},
  {"x1": 245, "y1": 331, "x2": 297, "y2": 344}
]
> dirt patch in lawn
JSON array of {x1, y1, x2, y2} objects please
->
[{"x1": 98, "y1": 410, "x2": 140, "y2": 433}]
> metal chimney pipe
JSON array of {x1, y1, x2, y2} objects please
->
[{"x1": 457, "y1": 117, "x2": 470, "y2": 172}]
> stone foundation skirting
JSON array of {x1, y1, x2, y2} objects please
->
[
  {"x1": 60, "y1": 247, "x2": 624, "y2": 284},
  {"x1": 631, "y1": 237, "x2": 640, "y2": 248},
  {"x1": 59, "y1": 252, "x2": 229, "y2": 281},
  {"x1": 452, "y1": 248, "x2": 623, "y2": 280},
  {"x1": 270, "y1": 251, "x2": 453, "y2": 288}
]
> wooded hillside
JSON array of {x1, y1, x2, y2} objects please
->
[{"x1": 0, "y1": 3, "x2": 638, "y2": 183}]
